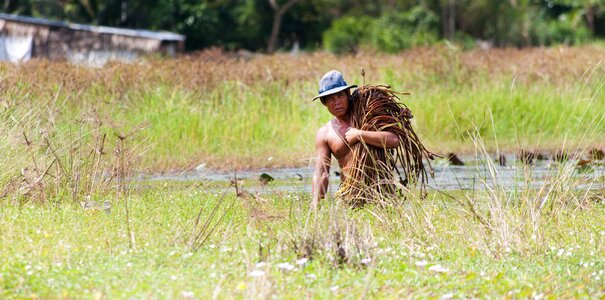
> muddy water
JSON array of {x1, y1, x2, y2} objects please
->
[{"x1": 139, "y1": 155, "x2": 605, "y2": 195}]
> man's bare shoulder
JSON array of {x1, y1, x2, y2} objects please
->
[{"x1": 316, "y1": 120, "x2": 332, "y2": 138}]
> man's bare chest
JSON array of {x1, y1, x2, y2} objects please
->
[{"x1": 327, "y1": 122, "x2": 351, "y2": 160}]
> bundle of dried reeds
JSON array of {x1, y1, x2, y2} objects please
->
[{"x1": 337, "y1": 84, "x2": 436, "y2": 206}]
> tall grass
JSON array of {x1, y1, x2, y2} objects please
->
[
  {"x1": 1, "y1": 46, "x2": 604, "y2": 298},
  {"x1": 0, "y1": 87, "x2": 146, "y2": 206},
  {"x1": 0, "y1": 178, "x2": 602, "y2": 298},
  {"x1": 2, "y1": 45, "x2": 604, "y2": 170}
]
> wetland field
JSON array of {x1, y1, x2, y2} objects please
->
[{"x1": 1, "y1": 45, "x2": 605, "y2": 298}]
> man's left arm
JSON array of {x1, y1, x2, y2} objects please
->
[{"x1": 345, "y1": 128, "x2": 399, "y2": 149}]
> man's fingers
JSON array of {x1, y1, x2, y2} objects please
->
[{"x1": 345, "y1": 129, "x2": 357, "y2": 144}]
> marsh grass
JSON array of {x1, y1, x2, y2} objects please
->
[
  {"x1": 0, "y1": 99, "x2": 146, "y2": 205},
  {"x1": 2, "y1": 46, "x2": 605, "y2": 170},
  {"x1": 1, "y1": 46, "x2": 605, "y2": 298},
  {"x1": 0, "y1": 111, "x2": 604, "y2": 297},
  {"x1": 0, "y1": 180, "x2": 603, "y2": 298}
]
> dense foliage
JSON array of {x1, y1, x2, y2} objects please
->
[{"x1": 2, "y1": 0, "x2": 605, "y2": 52}]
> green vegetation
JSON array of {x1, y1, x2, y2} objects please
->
[
  {"x1": 1, "y1": 45, "x2": 605, "y2": 298},
  {"x1": 3, "y1": 0, "x2": 605, "y2": 52},
  {"x1": 324, "y1": 7, "x2": 440, "y2": 54},
  {"x1": 1, "y1": 177, "x2": 604, "y2": 298},
  {"x1": 2, "y1": 46, "x2": 604, "y2": 170}
]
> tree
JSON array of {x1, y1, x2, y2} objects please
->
[
  {"x1": 267, "y1": 0, "x2": 301, "y2": 53},
  {"x1": 549, "y1": 0, "x2": 605, "y2": 34}
]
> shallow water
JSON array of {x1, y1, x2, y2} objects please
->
[{"x1": 137, "y1": 155, "x2": 605, "y2": 195}]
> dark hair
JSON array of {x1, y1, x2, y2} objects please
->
[{"x1": 320, "y1": 89, "x2": 351, "y2": 105}]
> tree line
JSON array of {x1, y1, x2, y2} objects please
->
[{"x1": 2, "y1": 0, "x2": 604, "y2": 53}]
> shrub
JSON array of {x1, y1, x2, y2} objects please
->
[
  {"x1": 451, "y1": 31, "x2": 476, "y2": 50},
  {"x1": 368, "y1": 6, "x2": 439, "y2": 53},
  {"x1": 530, "y1": 9, "x2": 592, "y2": 46},
  {"x1": 322, "y1": 16, "x2": 372, "y2": 54}
]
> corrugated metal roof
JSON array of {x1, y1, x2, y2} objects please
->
[{"x1": 0, "y1": 13, "x2": 185, "y2": 41}]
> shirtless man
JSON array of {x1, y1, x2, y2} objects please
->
[{"x1": 311, "y1": 70, "x2": 400, "y2": 207}]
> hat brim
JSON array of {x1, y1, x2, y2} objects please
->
[{"x1": 312, "y1": 85, "x2": 357, "y2": 101}]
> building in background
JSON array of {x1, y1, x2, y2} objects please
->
[{"x1": 0, "y1": 13, "x2": 185, "y2": 66}]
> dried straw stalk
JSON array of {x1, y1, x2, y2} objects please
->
[{"x1": 337, "y1": 84, "x2": 436, "y2": 206}]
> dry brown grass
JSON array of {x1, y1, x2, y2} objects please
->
[{"x1": 2, "y1": 45, "x2": 603, "y2": 94}]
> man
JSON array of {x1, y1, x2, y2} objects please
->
[{"x1": 311, "y1": 70, "x2": 400, "y2": 207}]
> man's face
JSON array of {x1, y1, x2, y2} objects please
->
[{"x1": 323, "y1": 91, "x2": 349, "y2": 118}]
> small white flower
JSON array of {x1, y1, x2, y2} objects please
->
[
  {"x1": 267, "y1": 157, "x2": 274, "y2": 161},
  {"x1": 126, "y1": 262, "x2": 132, "y2": 268},
  {"x1": 249, "y1": 270, "x2": 265, "y2": 277},
  {"x1": 295, "y1": 258, "x2": 308, "y2": 265},
  {"x1": 441, "y1": 293, "x2": 454, "y2": 299},
  {"x1": 307, "y1": 273, "x2": 317, "y2": 280},
  {"x1": 255, "y1": 262, "x2": 267, "y2": 268},
  {"x1": 181, "y1": 291, "x2": 195, "y2": 299},
  {"x1": 277, "y1": 262, "x2": 295, "y2": 271},
  {"x1": 415, "y1": 260, "x2": 428, "y2": 267},
  {"x1": 170, "y1": 275, "x2": 177, "y2": 280},
  {"x1": 195, "y1": 163, "x2": 206, "y2": 172},
  {"x1": 428, "y1": 264, "x2": 449, "y2": 273},
  {"x1": 360, "y1": 258, "x2": 372, "y2": 264},
  {"x1": 220, "y1": 247, "x2": 231, "y2": 252},
  {"x1": 330, "y1": 286, "x2": 339, "y2": 292}
]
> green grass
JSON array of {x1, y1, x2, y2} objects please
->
[
  {"x1": 2, "y1": 47, "x2": 605, "y2": 170},
  {"x1": 1, "y1": 47, "x2": 605, "y2": 297},
  {"x1": 39, "y1": 77, "x2": 604, "y2": 171},
  {"x1": 1, "y1": 186, "x2": 604, "y2": 298}
]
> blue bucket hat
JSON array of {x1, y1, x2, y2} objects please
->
[{"x1": 313, "y1": 70, "x2": 357, "y2": 101}]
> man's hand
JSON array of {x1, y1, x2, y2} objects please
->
[{"x1": 345, "y1": 127, "x2": 362, "y2": 145}]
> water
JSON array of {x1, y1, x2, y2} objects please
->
[{"x1": 136, "y1": 155, "x2": 605, "y2": 195}]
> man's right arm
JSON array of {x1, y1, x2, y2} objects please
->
[{"x1": 312, "y1": 127, "x2": 331, "y2": 208}]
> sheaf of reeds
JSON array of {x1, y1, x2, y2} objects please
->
[{"x1": 338, "y1": 84, "x2": 436, "y2": 206}]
